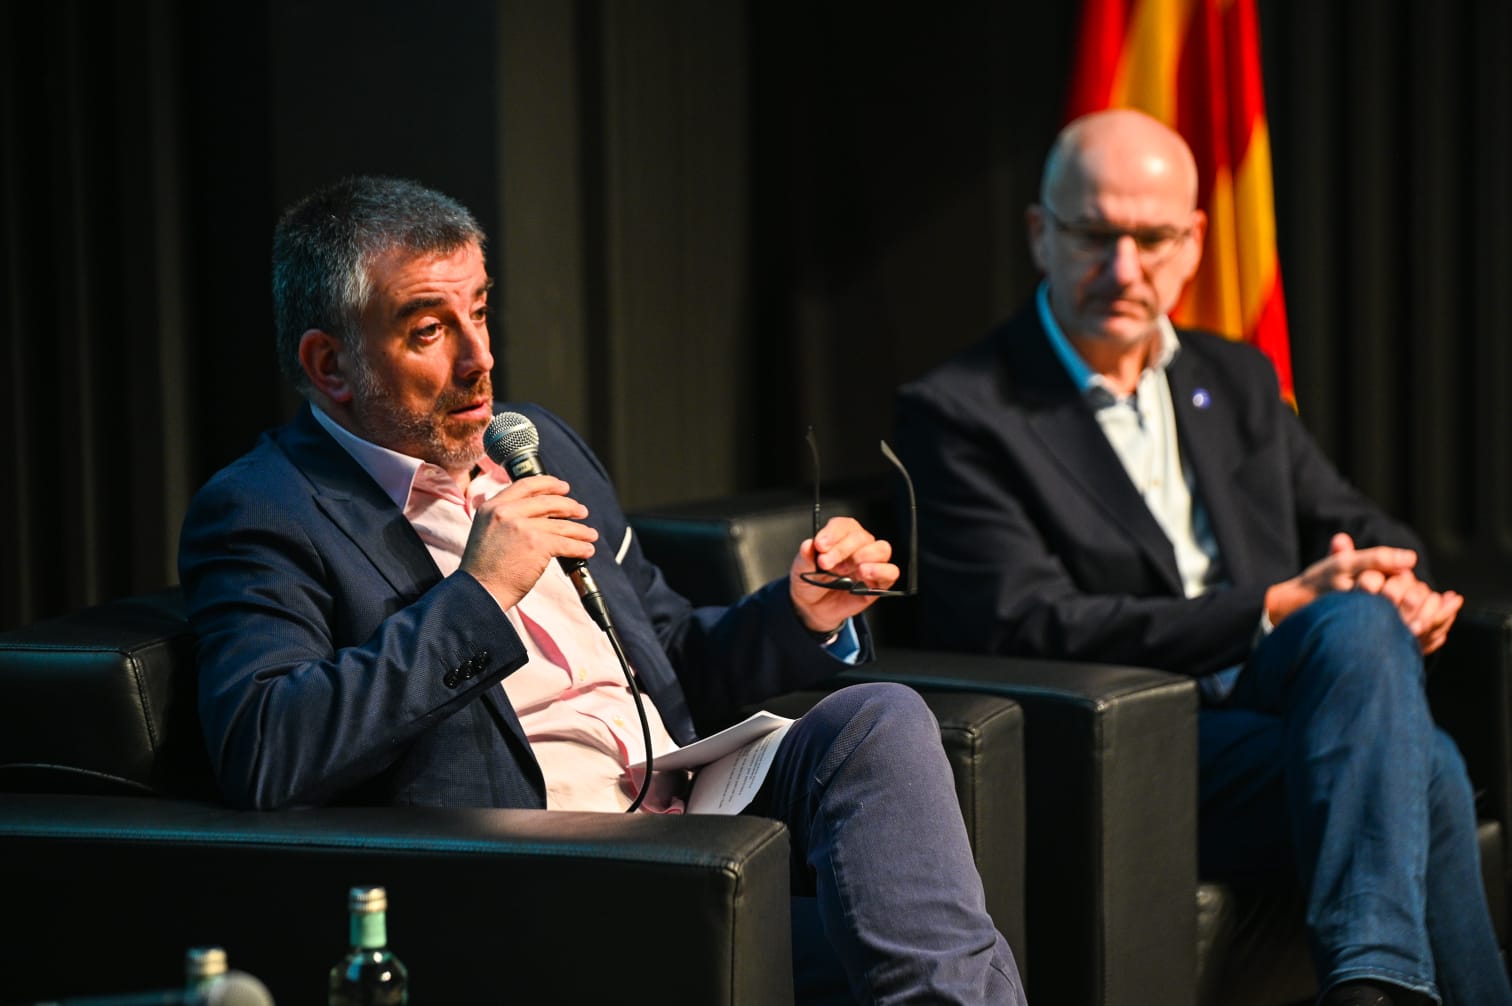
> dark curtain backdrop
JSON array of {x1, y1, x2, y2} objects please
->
[{"x1": 4, "y1": 0, "x2": 1509, "y2": 633}]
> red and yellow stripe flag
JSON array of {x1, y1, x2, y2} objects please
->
[{"x1": 1066, "y1": 0, "x2": 1294, "y2": 403}]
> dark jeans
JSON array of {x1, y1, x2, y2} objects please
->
[
  {"x1": 1200, "y1": 591, "x2": 1511, "y2": 1004},
  {"x1": 747, "y1": 681, "x2": 1026, "y2": 1005}
]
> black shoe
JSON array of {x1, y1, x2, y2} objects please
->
[{"x1": 1321, "y1": 980, "x2": 1431, "y2": 1006}]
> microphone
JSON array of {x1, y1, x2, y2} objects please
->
[
  {"x1": 483, "y1": 411, "x2": 615, "y2": 632},
  {"x1": 483, "y1": 410, "x2": 654, "y2": 810},
  {"x1": 41, "y1": 971, "x2": 275, "y2": 1006}
]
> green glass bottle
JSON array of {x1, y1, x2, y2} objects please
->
[{"x1": 328, "y1": 886, "x2": 409, "y2": 1006}]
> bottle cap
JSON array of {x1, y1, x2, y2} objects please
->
[
  {"x1": 348, "y1": 885, "x2": 388, "y2": 914},
  {"x1": 185, "y1": 946, "x2": 228, "y2": 979}
]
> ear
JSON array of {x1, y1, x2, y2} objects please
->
[
  {"x1": 1026, "y1": 205, "x2": 1051, "y2": 273},
  {"x1": 1179, "y1": 208, "x2": 1208, "y2": 284},
  {"x1": 297, "y1": 329, "x2": 355, "y2": 404}
]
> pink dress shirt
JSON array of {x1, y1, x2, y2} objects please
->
[{"x1": 312, "y1": 407, "x2": 687, "y2": 813}]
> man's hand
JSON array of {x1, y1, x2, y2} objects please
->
[
  {"x1": 1353, "y1": 564, "x2": 1463, "y2": 656},
  {"x1": 1267, "y1": 532, "x2": 1461, "y2": 654},
  {"x1": 1264, "y1": 532, "x2": 1418, "y2": 625},
  {"x1": 460, "y1": 475, "x2": 598, "y2": 610},
  {"x1": 788, "y1": 516, "x2": 900, "y2": 636}
]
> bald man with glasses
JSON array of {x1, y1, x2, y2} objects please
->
[{"x1": 893, "y1": 109, "x2": 1509, "y2": 1006}]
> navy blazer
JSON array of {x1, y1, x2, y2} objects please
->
[
  {"x1": 179, "y1": 403, "x2": 858, "y2": 810},
  {"x1": 893, "y1": 304, "x2": 1426, "y2": 678}
]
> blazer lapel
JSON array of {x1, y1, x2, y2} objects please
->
[
  {"x1": 1166, "y1": 348, "x2": 1255, "y2": 584},
  {"x1": 1007, "y1": 316, "x2": 1186, "y2": 594},
  {"x1": 281, "y1": 406, "x2": 443, "y2": 600}
]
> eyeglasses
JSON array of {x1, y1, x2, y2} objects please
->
[
  {"x1": 1041, "y1": 205, "x2": 1192, "y2": 268},
  {"x1": 799, "y1": 427, "x2": 918, "y2": 597}
]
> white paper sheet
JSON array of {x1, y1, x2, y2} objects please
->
[{"x1": 629, "y1": 710, "x2": 795, "y2": 814}]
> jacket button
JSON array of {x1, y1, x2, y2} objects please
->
[{"x1": 444, "y1": 672, "x2": 460, "y2": 688}]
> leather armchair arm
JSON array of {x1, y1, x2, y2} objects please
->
[
  {"x1": 0, "y1": 794, "x2": 793, "y2": 1004},
  {"x1": 760, "y1": 685, "x2": 1028, "y2": 968},
  {"x1": 840, "y1": 648, "x2": 1200, "y2": 1006}
]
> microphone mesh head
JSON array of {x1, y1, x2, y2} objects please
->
[{"x1": 484, "y1": 411, "x2": 539, "y2": 465}]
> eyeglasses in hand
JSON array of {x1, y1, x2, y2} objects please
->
[{"x1": 799, "y1": 427, "x2": 918, "y2": 598}]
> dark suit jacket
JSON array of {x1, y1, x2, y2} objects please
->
[
  {"x1": 893, "y1": 303, "x2": 1426, "y2": 678},
  {"x1": 179, "y1": 403, "x2": 857, "y2": 810}
]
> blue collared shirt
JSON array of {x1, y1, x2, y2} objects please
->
[{"x1": 1036, "y1": 283, "x2": 1246, "y2": 702}]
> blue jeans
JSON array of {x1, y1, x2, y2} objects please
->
[
  {"x1": 1200, "y1": 592, "x2": 1511, "y2": 1004},
  {"x1": 746, "y1": 682, "x2": 1026, "y2": 1005}
]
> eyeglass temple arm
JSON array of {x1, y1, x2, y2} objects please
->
[
  {"x1": 878, "y1": 440, "x2": 918, "y2": 595},
  {"x1": 805, "y1": 427, "x2": 823, "y2": 539}
]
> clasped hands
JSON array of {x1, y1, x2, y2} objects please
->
[
  {"x1": 458, "y1": 476, "x2": 899, "y2": 630},
  {"x1": 1265, "y1": 532, "x2": 1462, "y2": 655}
]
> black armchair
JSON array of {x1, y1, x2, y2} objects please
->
[
  {"x1": 628, "y1": 484, "x2": 1512, "y2": 1006},
  {"x1": 0, "y1": 587, "x2": 1026, "y2": 1004}
]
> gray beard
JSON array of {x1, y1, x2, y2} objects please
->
[{"x1": 348, "y1": 358, "x2": 489, "y2": 470}]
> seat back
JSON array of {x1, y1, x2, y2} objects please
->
[{"x1": 0, "y1": 588, "x2": 216, "y2": 799}]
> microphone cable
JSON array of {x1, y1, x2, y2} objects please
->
[
  {"x1": 602, "y1": 619, "x2": 653, "y2": 813},
  {"x1": 483, "y1": 411, "x2": 653, "y2": 813}
]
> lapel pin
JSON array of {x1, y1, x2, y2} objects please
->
[{"x1": 1191, "y1": 388, "x2": 1212, "y2": 409}]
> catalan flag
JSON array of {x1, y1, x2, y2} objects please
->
[{"x1": 1066, "y1": 0, "x2": 1294, "y2": 403}]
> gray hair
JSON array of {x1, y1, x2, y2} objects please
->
[{"x1": 271, "y1": 176, "x2": 486, "y2": 390}]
